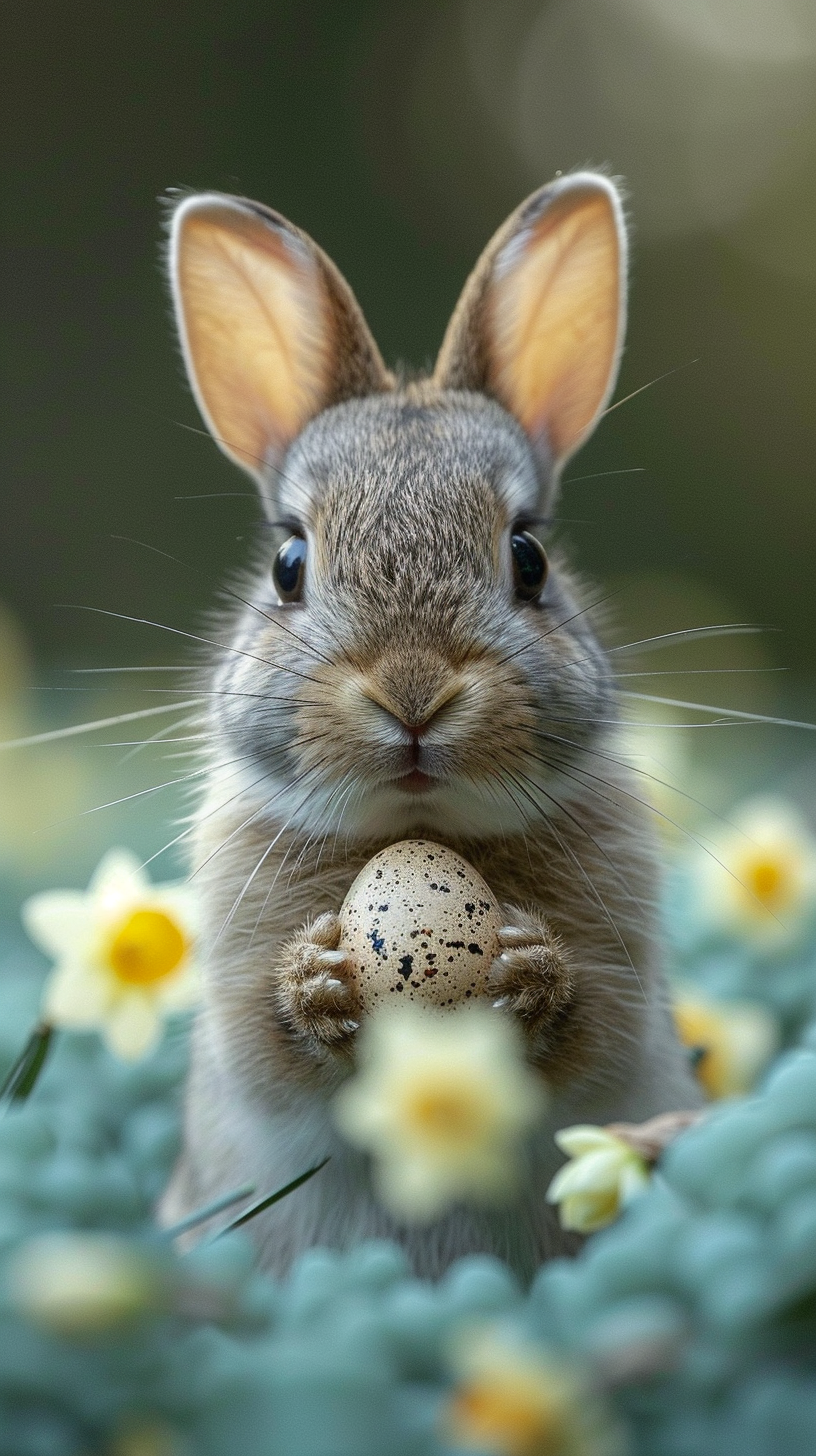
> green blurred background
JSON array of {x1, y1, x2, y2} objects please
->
[{"x1": 1, "y1": 0, "x2": 815, "y2": 894}]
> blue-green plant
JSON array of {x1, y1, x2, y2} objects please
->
[{"x1": 0, "y1": 798, "x2": 814, "y2": 1455}]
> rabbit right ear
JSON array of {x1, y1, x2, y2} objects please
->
[
  {"x1": 434, "y1": 174, "x2": 626, "y2": 473},
  {"x1": 169, "y1": 194, "x2": 391, "y2": 480}
]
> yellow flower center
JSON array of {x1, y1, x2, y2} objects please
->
[
  {"x1": 747, "y1": 856, "x2": 785, "y2": 908},
  {"x1": 405, "y1": 1085, "x2": 484, "y2": 1145},
  {"x1": 447, "y1": 1375, "x2": 565, "y2": 1455},
  {"x1": 673, "y1": 1002, "x2": 727, "y2": 1099},
  {"x1": 107, "y1": 909, "x2": 187, "y2": 987}
]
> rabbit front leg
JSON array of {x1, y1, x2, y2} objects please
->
[
  {"x1": 488, "y1": 906, "x2": 575, "y2": 1061},
  {"x1": 274, "y1": 912, "x2": 360, "y2": 1052}
]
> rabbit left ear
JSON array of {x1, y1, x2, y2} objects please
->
[
  {"x1": 434, "y1": 173, "x2": 627, "y2": 469},
  {"x1": 169, "y1": 193, "x2": 391, "y2": 480}
]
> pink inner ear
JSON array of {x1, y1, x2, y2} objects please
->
[
  {"x1": 488, "y1": 187, "x2": 624, "y2": 465},
  {"x1": 172, "y1": 200, "x2": 336, "y2": 474}
]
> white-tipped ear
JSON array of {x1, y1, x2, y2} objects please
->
[
  {"x1": 435, "y1": 173, "x2": 627, "y2": 467},
  {"x1": 169, "y1": 193, "x2": 390, "y2": 478}
]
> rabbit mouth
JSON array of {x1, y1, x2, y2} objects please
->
[{"x1": 396, "y1": 769, "x2": 437, "y2": 794}]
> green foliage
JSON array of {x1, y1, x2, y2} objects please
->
[{"x1": 0, "y1": 849, "x2": 814, "y2": 1454}]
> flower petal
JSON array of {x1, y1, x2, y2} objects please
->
[
  {"x1": 376, "y1": 1151, "x2": 456, "y2": 1221},
  {"x1": 560, "y1": 1188, "x2": 620, "y2": 1233},
  {"x1": 721, "y1": 1005, "x2": 779, "y2": 1096},
  {"x1": 547, "y1": 1148, "x2": 628, "y2": 1202},
  {"x1": 554, "y1": 1125, "x2": 620, "y2": 1158},
  {"x1": 103, "y1": 995, "x2": 162, "y2": 1061},
  {"x1": 89, "y1": 849, "x2": 147, "y2": 904},
  {"x1": 333, "y1": 1080, "x2": 388, "y2": 1145},
  {"x1": 151, "y1": 884, "x2": 198, "y2": 936},
  {"x1": 22, "y1": 892, "x2": 91, "y2": 960},
  {"x1": 42, "y1": 962, "x2": 115, "y2": 1026},
  {"x1": 155, "y1": 962, "x2": 200, "y2": 1012}
]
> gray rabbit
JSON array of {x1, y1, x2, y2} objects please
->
[{"x1": 159, "y1": 173, "x2": 702, "y2": 1278}]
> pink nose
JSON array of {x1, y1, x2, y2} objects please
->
[
  {"x1": 397, "y1": 721, "x2": 429, "y2": 766},
  {"x1": 402, "y1": 720, "x2": 430, "y2": 739}
]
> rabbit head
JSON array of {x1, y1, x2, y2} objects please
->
[{"x1": 169, "y1": 175, "x2": 627, "y2": 843}]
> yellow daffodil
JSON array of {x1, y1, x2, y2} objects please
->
[
  {"x1": 22, "y1": 849, "x2": 199, "y2": 1060},
  {"x1": 546, "y1": 1127, "x2": 650, "y2": 1234},
  {"x1": 693, "y1": 796, "x2": 816, "y2": 947},
  {"x1": 7, "y1": 1233, "x2": 164, "y2": 1336},
  {"x1": 443, "y1": 1326, "x2": 625, "y2": 1456},
  {"x1": 333, "y1": 1004, "x2": 547, "y2": 1221},
  {"x1": 673, "y1": 994, "x2": 778, "y2": 1099}
]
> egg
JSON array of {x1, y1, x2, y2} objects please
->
[{"x1": 339, "y1": 840, "x2": 502, "y2": 1011}]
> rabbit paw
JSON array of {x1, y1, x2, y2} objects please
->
[
  {"x1": 488, "y1": 907, "x2": 574, "y2": 1034},
  {"x1": 276, "y1": 912, "x2": 360, "y2": 1050}
]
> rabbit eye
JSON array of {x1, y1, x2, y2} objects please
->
[
  {"x1": 511, "y1": 531, "x2": 548, "y2": 600},
  {"x1": 272, "y1": 535, "x2": 307, "y2": 603}
]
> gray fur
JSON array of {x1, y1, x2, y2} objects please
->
[{"x1": 160, "y1": 178, "x2": 703, "y2": 1279}]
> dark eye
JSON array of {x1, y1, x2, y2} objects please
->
[
  {"x1": 272, "y1": 535, "x2": 307, "y2": 603},
  {"x1": 511, "y1": 531, "x2": 548, "y2": 600}
]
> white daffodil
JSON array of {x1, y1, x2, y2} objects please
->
[
  {"x1": 333, "y1": 1004, "x2": 547, "y2": 1222},
  {"x1": 22, "y1": 849, "x2": 199, "y2": 1060},
  {"x1": 692, "y1": 796, "x2": 816, "y2": 947},
  {"x1": 443, "y1": 1325, "x2": 625, "y2": 1456},
  {"x1": 546, "y1": 1127, "x2": 650, "y2": 1234},
  {"x1": 673, "y1": 993, "x2": 778, "y2": 1099}
]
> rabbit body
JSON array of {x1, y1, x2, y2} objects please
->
[{"x1": 159, "y1": 178, "x2": 703, "y2": 1277}]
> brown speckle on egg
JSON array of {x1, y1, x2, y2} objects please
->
[{"x1": 339, "y1": 840, "x2": 502, "y2": 1012}]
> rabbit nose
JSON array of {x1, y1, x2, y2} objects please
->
[
  {"x1": 396, "y1": 719, "x2": 433, "y2": 759},
  {"x1": 361, "y1": 678, "x2": 464, "y2": 737}
]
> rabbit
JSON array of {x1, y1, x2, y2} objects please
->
[{"x1": 158, "y1": 172, "x2": 703, "y2": 1279}]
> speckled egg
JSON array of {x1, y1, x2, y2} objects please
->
[{"x1": 339, "y1": 840, "x2": 502, "y2": 1011}]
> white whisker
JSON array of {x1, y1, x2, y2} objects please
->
[
  {"x1": 0, "y1": 699, "x2": 204, "y2": 750},
  {"x1": 622, "y1": 689, "x2": 816, "y2": 730}
]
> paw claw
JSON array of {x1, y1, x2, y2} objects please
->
[
  {"x1": 317, "y1": 948, "x2": 347, "y2": 967},
  {"x1": 498, "y1": 925, "x2": 528, "y2": 946}
]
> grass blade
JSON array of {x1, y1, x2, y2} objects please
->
[
  {"x1": 163, "y1": 1184, "x2": 256, "y2": 1240},
  {"x1": 214, "y1": 1158, "x2": 330, "y2": 1238},
  {"x1": 0, "y1": 1023, "x2": 53, "y2": 1106}
]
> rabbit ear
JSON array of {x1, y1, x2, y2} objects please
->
[
  {"x1": 434, "y1": 174, "x2": 626, "y2": 469},
  {"x1": 169, "y1": 193, "x2": 390, "y2": 478}
]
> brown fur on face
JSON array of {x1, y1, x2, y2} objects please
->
[
  {"x1": 160, "y1": 175, "x2": 702, "y2": 1278},
  {"x1": 207, "y1": 389, "x2": 616, "y2": 846}
]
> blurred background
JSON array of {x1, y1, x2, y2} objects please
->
[{"x1": 1, "y1": 0, "x2": 815, "y2": 914}]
